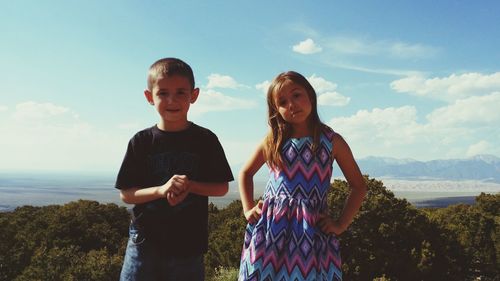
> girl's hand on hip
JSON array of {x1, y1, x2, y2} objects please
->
[
  {"x1": 317, "y1": 213, "x2": 344, "y2": 235},
  {"x1": 244, "y1": 200, "x2": 263, "y2": 224}
]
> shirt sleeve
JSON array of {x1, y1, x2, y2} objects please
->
[
  {"x1": 198, "y1": 134, "x2": 234, "y2": 183},
  {"x1": 115, "y1": 136, "x2": 147, "y2": 189}
]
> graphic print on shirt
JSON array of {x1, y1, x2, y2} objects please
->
[
  {"x1": 149, "y1": 151, "x2": 200, "y2": 211},
  {"x1": 150, "y1": 151, "x2": 200, "y2": 180}
]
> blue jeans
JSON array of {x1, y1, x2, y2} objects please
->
[{"x1": 120, "y1": 222, "x2": 205, "y2": 281}]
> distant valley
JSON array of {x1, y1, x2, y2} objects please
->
[
  {"x1": 356, "y1": 154, "x2": 500, "y2": 183},
  {"x1": 1, "y1": 154, "x2": 499, "y2": 212}
]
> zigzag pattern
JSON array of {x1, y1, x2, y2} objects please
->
[{"x1": 239, "y1": 128, "x2": 342, "y2": 280}]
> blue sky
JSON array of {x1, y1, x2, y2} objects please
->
[{"x1": 1, "y1": 0, "x2": 499, "y2": 173}]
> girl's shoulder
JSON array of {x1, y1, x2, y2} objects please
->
[
  {"x1": 320, "y1": 124, "x2": 347, "y2": 150},
  {"x1": 320, "y1": 124, "x2": 336, "y2": 142}
]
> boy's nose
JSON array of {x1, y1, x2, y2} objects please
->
[{"x1": 166, "y1": 95, "x2": 175, "y2": 103}]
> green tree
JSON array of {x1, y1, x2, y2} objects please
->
[
  {"x1": 430, "y1": 193, "x2": 499, "y2": 280},
  {"x1": 0, "y1": 200, "x2": 129, "y2": 281},
  {"x1": 205, "y1": 200, "x2": 246, "y2": 278},
  {"x1": 327, "y1": 177, "x2": 469, "y2": 281},
  {"x1": 3, "y1": 184, "x2": 497, "y2": 280}
]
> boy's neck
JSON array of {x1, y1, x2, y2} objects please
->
[{"x1": 157, "y1": 120, "x2": 191, "y2": 132}]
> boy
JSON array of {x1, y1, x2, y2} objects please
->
[{"x1": 116, "y1": 58, "x2": 234, "y2": 281}]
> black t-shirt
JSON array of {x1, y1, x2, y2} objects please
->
[{"x1": 115, "y1": 122, "x2": 234, "y2": 256}]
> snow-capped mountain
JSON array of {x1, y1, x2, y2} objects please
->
[{"x1": 357, "y1": 154, "x2": 500, "y2": 183}]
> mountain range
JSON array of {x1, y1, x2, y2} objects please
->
[{"x1": 356, "y1": 154, "x2": 500, "y2": 183}]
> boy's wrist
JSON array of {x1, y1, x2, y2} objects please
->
[{"x1": 155, "y1": 185, "x2": 166, "y2": 198}]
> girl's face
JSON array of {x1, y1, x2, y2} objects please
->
[{"x1": 273, "y1": 81, "x2": 312, "y2": 127}]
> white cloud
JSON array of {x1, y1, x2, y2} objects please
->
[
  {"x1": 318, "y1": 92, "x2": 350, "y2": 106},
  {"x1": 288, "y1": 26, "x2": 438, "y2": 76},
  {"x1": 329, "y1": 106, "x2": 422, "y2": 146},
  {"x1": 426, "y1": 92, "x2": 500, "y2": 126},
  {"x1": 327, "y1": 36, "x2": 439, "y2": 59},
  {"x1": 0, "y1": 105, "x2": 8, "y2": 112},
  {"x1": 389, "y1": 42, "x2": 439, "y2": 59},
  {"x1": 256, "y1": 74, "x2": 349, "y2": 106},
  {"x1": 206, "y1": 73, "x2": 241, "y2": 89},
  {"x1": 307, "y1": 74, "x2": 337, "y2": 93},
  {"x1": 307, "y1": 74, "x2": 350, "y2": 106},
  {"x1": 327, "y1": 102, "x2": 500, "y2": 160},
  {"x1": 328, "y1": 37, "x2": 374, "y2": 55},
  {"x1": 256, "y1": 74, "x2": 344, "y2": 97},
  {"x1": 0, "y1": 101, "x2": 127, "y2": 172},
  {"x1": 12, "y1": 101, "x2": 73, "y2": 121},
  {"x1": 191, "y1": 89, "x2": 257, "y2": 115},
  {"x1": 256, "y1": 80, "x2": 271, "y2": 95},
  {"x1": 327, "y1": 106, "x2": 454, "y2": 159},
  {"x1": 292, "y1": 38, "x2": 322, "y2": 55},
  {"x1": 391, "y1": 72, "x2": 500, "y2": 102},
  {"x1": 466, "y1": 141, "x2": 491, "y2": 157}
]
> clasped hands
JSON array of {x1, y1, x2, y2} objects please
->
[{"x1": 158, "y1": 175, "x2": 190, "y2": 206}]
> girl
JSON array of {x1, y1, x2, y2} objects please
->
[{"x1": 238, "y1": 71, "x2": 367, "y2": 281}]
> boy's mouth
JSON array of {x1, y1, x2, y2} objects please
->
[{"x1": 166, "y1": 109, "x2": 180, "y2": 112}]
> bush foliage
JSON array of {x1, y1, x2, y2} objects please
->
[
  {"x1": 0, "y1": 177, "x2": 498, "y2": 280},
  {"x1": 0, "y1": 200, "x2": 129, "y2": 281}
]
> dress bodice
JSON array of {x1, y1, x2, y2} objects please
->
[{"x1": 264, "y1": 130, "x2": 334, "y2": 210}]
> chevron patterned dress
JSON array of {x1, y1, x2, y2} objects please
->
[{"x1": 239, "y1": 128, "x2": 342, "y2": 281}]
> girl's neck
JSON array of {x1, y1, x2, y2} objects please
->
[{"x1": 290, "y1": 123, "x2": 312, "y2": 138}]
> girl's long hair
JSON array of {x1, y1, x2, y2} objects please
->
[{"x1": 264, "y1": 71, "x2": 326, "y2": 170}]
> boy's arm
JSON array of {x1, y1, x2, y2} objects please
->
[
  {"x1": 186, "y1": 132, "x2": 233, "y2": 197},
  {"x1": 119, "y1": 174, "x2": 189, "y2": 204},
  {"x1": 188, "y1": 181, "x2": 229, "y2": 197},
  {"x1": 120, "y1": 186, "x2": 164, "y2": 204}
]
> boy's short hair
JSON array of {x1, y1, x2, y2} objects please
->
[{"x1": 147, "y1": 58, "x2": 195, "y2": 91}]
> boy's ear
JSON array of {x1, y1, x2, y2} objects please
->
[
  {"x1": 144, "y1": 89, "x2": 154, "y2": 105},
  {"x1": 190, "y1": 88, "x2": 200, "y2": 104}
]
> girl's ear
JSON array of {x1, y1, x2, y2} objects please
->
[
  {"x1": 144, "y1": 89, "x2": 154, "y2": 105},
  {"x1": 190, "y1": 88, "x2": 200, "y2": 104}
]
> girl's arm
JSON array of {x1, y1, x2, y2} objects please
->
[
  {"x1": 239, "y1": 142, "x2": 266, "y2": 223},
  {"x1": 320, "y1": 133, "x2": 367, "y2": 234}
]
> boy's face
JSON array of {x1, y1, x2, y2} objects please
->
[{"x1": 144, "y1": 75, "x2": 199, "y2": 130}]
